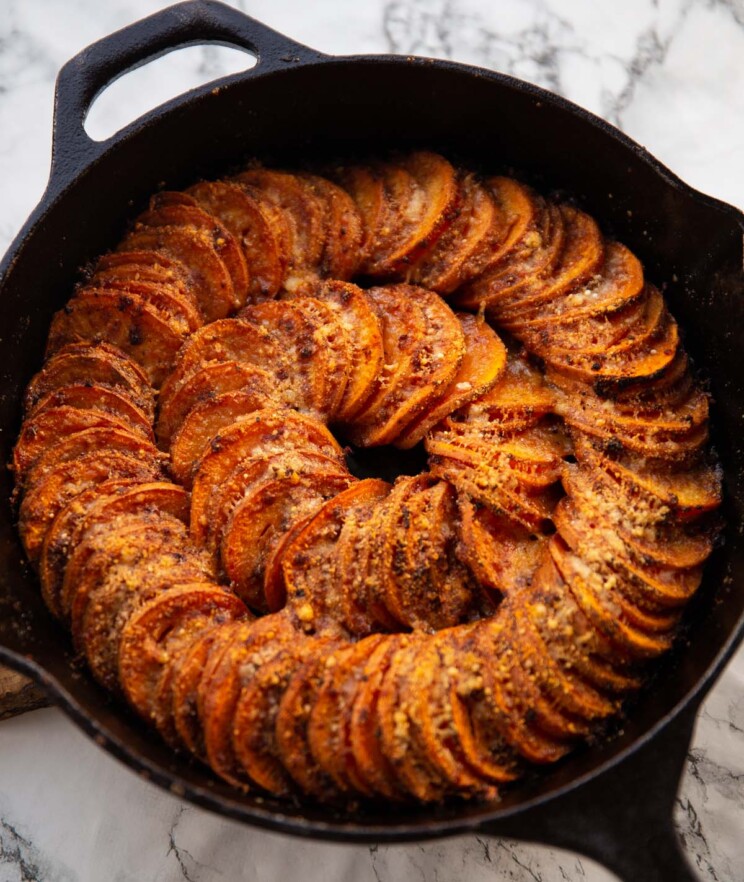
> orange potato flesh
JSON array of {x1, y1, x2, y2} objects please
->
[
  {"x1": 46, "y1": 288, "x2": 186, "y2": 386},
  {"x1": 395, "y1": 313, "x2": 507, "y2": 449},
  {"x1": 348, "y1": 285, "x2": 465, "y2": 446},
  {"x1": 10, "y1": 152, "x2": 723, "y2": 807},
  {"x1": 24, "y1": 342, "x2": 155, "y2": 420}
]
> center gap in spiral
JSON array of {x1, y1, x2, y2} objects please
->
[{"x1": 344, "y1": 441, "x2": 428, "y2": 484}]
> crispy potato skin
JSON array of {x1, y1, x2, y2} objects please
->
[{"x1": 12, "y1": 152, "x2": 722, "y2": 806}]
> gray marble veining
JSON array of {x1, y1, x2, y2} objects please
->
[{"x1": 1, "y1": 2, "x2": 743, "y2": 881}]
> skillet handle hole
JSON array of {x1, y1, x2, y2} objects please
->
[{"x1": 83, "y1": 44, "x2": 257, "y2": 143}]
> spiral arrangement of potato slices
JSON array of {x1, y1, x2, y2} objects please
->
[{"x1": 13, "y1": 151, "x2": 722, "y2": 804}]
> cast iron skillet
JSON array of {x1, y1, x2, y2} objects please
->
[{"x1": 0, "y1": 3, "x2": 742, "y2": 879}]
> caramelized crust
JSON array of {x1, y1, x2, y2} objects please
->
[{"x1": 13, "y1": 151, "x2": 722, "y2": 808}]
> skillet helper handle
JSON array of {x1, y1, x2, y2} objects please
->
[
  {"x1": 481, "y1": 700, "x2": 702, "y2": 882},
  {"x1": 50, "y1": 0, "x2": 321, "y2": 188}
]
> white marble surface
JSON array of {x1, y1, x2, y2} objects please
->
[{"x1": 1, "y1": 1, "x2": 743, "y2": 880}]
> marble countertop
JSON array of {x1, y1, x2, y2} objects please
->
[{"x1": 1, "y1": 1, "x2": 743, "y2": 880}]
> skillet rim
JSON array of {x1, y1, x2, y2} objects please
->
[{"x1": 0, "y1": 2, "x2": 742, "y2": 845}]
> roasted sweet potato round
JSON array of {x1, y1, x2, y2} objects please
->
[{"x1": 12, "y1": 151, "x2": 722, "y2": 809}]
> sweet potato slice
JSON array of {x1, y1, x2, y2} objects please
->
[
  {"x1": 542, "y1": 286, "x2": 676, "y2": 384},
  {"x1": 569, "y1": 414, "x2": 707, "y2": 466},
  {"x1": 76, "y1": 535, "x2": 213, "y2": 694},
  {"x1": 512, "y1": 603, "x2": 618, "y2": 722},
  {"x1": 555, "y1": 379, "x2": 710, "y2": 458},
  {"x1": 447, "y1": 353, "x2": 555, "y2": 434},
  {"x1": 396, "y1": 314, "x2": 507, "y2": 449},
  {"x1": 539, "y1": 298, "x2": 649, "y2": 358},
  {"x1": 282, "y1": 478, "x2": 390, "y2": 631},
  {"x1": 553, "y1": 313, "x2": 680, "y2": 400},
  {"x1": 297, "y1": 173, "x2": 363, "y2": 280},
  {"x1": 307, "y1": 635, "x2": 387, "y2": 795},
  {"x1": 119, "y1": 582, "x2": 248, "y2": 733},
  {"x1": 467, "y1": 618, "x2": 574, "y2": 763},
  {"x1": 360, "y1": 152, "x2": 459, "y2": 277},
  {"x1": 275, "y1": 479, "x2": 385, "y2": 625},
  {"x1": 62, "y1": 512, "x2": 187, "y2": 631},
  {"x1": 261, "y1": 510, "x2": 320, "y2": 615},
  {"x1": 378, "y1": 477, "x2": 486, "y2": 630},
  {"x1": 73, "y1": 479, "x2": 190, "y2": 533},
  {"x1": 39, "y1": 478, "x2": 141, "y2": 618},
  {"x1": 351, "y1": 482, "x2": 420, "y2": 634},
  {"x1": 510, "y1": 240, "x2": 643, "y2": 335},
  {"x1": 286, "y1": 296, "x2": 351, "y2": 418},
  {"x1": 24, "y1": 342, "x2": 155, "y2": 420},
  {"x1": 18, "y1": 451, "x2": 162, "y2": 567},
  {"x1": 376, "y1": 634, "x2": 451, "y2": 801},
  {"x1": 331, "y1": 164, "x2": 386, "y2": 265},
  {"x1": 574, "y1": 437, "x2": 720, "y2": 521},
  {"x1": 187, "y1": 179, "x2": 288, "y2": 301},
  {"x1": 152, "y1": 612, "x2": 234, "y2": 752},
  {"x1": 202, "y1": 448, "x2": 347, "y2": 566},
  {"x1": 561, "y1": 462, "x2": 714, "y2": 568},
  {"x1": 20, "y1": 426, "x2": 162, "y2": 500},
  {"x1": 599, "y1": 348, "x2": 692, "y2": 406},
  {"x1": 554, "y1": 496, "x2": 705, "y2": 610},
  {"x1": 348, "y1": 285, "x2": 465, "y2": 446},
  {"x1": 454, "y1": 177, "x2": 542, "y2": 309},
  {"x1": 170, "y1": 623, "x2": 225, "y2": 758},
  {"x1": 235, "y1": 168, "x2": 327, "y2": 285},
  {"x1": 490, "y1": 205, "x2": 607, "y2": 325},
  {"x1": 339, "y1": 284, "x2": 423, "y2": 441},
  {"x1": 408, "y1": 172, "x2": 505, "y2": 294},
  {"x1": 194, "y1": 619, "x2": 253, "y2": 768},
  {"x1": 169, "y1": 389, "x2": 278, "y2": 485},
  {"x1": 438, "y1": 628, "x2": 521, "y2": 784},
  {"x1": 556, "y1": 492, "x2": 673, "y2": 585},
  {"x1": 89, "y1": 273, "x2": 203, "y2": 336},
  {"x1": 156, "y1": 359, "x2": 275, "y2": 448},
  {"x1": 274, "y1": 643, "x2": 344, "y2": 799},
  {"x1": 240, "y1": 299, "x2": 349, "y2": 418},
  {"x1": 120, "y1": 225, "x2": 235, "y2": 321},
  {"x1": 94, "y1": 248, "x2": 192, "y2": 289},
  {"x1": 549, "y1": 537, "x2": 674, "y2": 660},
  {"x1": 46, "y1": 288, "x2": 185, "y2": 385},
  {"x1": 133, "y1": 196, "x2": 248, "y2": 307},
  {"x1": 28, "y1": 384, "x2": 153, "y2": 440},
  {"x1": 13, "y1": 406, "x2": 144, "y2": 484},
  {"x1": 221, "y1": 471, "x2": 354, "y2": 610},
  {"x1": 233, "y1": 638, "x2": 323, "y2": 794},
  {"x1": 189, "y1": 411, "x2": 344, "y2": 543},
  {"x1": 159, "y1": 318, "x2": 284, "y2": 416},
  {"x1": 73, "y1": 276, "x2": 195, "y2": 341},
  {"x1": 427, "y1": 421, "x2": 568, "y2": 490},
  {"x1": 456, "y1": 495, "x2": 543, "y2": 596},
  {"x1": 500, "y1": 612, "x2": 591, "y2": 741},
  {"x1": 427, "y1": 443, "x2": 561, "y2": 533},
  {"x1": 596, "y1": 386, "x2": 707, "y2": 443},
  {"x1": 199, "y1": 614, "x2": 293, "y2": 788},
  {"x1": 287, "y1": 280, "x2": 384, "y2": 423},
  {"x1": 91, "y1": 250, "x2": 203, "y2": 329},
  {"x1": 467, "y1": 201, "x2": 566, "y2": 314},
  {"x1": 525, "y1": 557, "x2": 642, "y2": 694},
  {"x1": 401, "y1": 636, "x2": 498, "y2": 797},
  {"x1": 394, "y1": 151, "x2": 460, "y2": 264},
  {"x1": 39, "y1": 480, "x2": 188, "y2": 620},
  {"x1": 348, "y1": 635, "x2": 407, "y2": 799},
  {"x1": 547, "y1": 351, "x2": 691, "y2": 415}
]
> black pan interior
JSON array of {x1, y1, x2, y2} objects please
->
[{"x1": 0, "y1": 56, "x2": 743, "y2": 839}]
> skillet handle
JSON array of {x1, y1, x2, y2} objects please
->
[
  {"x1": 479, "y1": 700, "x2": 703, "y2": 882},
  {"x1": 50, "y1": 0, "x2": 322, "y2": 189}
]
